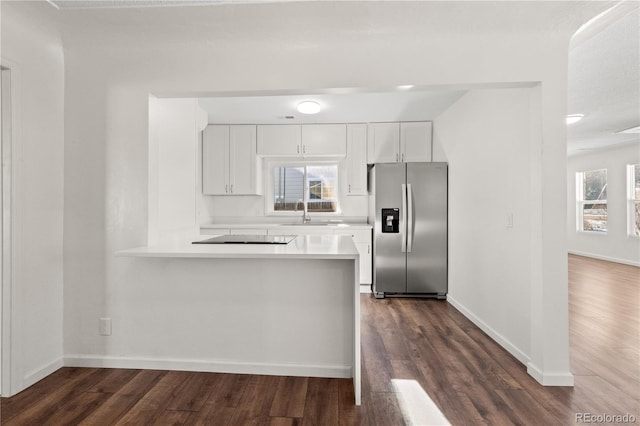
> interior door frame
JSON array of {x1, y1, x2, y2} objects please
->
[{"x1": 1, "y1": 59, "x2": 22, "y2": 397}]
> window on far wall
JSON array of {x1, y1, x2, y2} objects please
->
[
  {"x1": 628, "y1": 164, "x2": 640, "y2": 237},
  {"x1": 576, "y1": 169, "x2": 607, "y2": 233},
  {"x1": 272, "y1": 164, "x2": 339, "y2": 214}
]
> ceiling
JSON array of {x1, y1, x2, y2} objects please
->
[
  {"x1": 567, "y1": 4, "x2": 640, "y2": 156},
  {"x1": 46, "y1": 0, "x2": 639, "y2": 156},
  {"x1": 197, "y1": 89, "x2": 468, "y2": 125}
]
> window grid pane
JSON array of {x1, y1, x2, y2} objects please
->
[
  {"x1": 577, "y1": 169, "x2": 607, "y2": 232},
  {"x1": 272, "y1": 165, "x2": 338, "y2": 213}
]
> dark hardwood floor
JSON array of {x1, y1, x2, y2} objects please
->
[{"x1": 1, "y1": 254, "x2": 638, "y2": 425}]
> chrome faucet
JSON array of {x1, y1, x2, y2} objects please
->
[
  {"x1": 295, "y1": 199, "x2": 311, "y2": 224},
  {"x1": 302, "y1": 201, "x2": 311, "y2": 224}
]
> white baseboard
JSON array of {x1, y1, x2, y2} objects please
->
[
  {"x1": 64, "y1": 355, "x2": 352, "y2": 379},
  {"x1": 527, "y1": 362, "x2": 574, "y2": 386},
  {"x1": 23, "y1": 358, "x2": 64, "y2": 392},
  {"x1": 447, "y1": 295, "x2": 530, "y2": 365},
  {"x1": 568, "y1": 250, "x2": 640, "y2": 267}
]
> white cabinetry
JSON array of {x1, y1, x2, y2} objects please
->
[
  {"x1": 400, "y1": 121, "x2": 432, "y2": 162},
  {"x1": 257, "y1": 125, "x2": 301, "y2": 157},
  {"x1": 301, "y1": 124, "x2": 347, "y2": 157},
  {"x1": 367, "y1": 122, "x2": 399, "y2": 163},
  {"x1": 346, "y1": 124, "x2": 367, "y2": 196},
  {"x1": 203, "y1": 125, "x2": 262, "y2": 195},
  {"x1": 367, "y1": 121, "x2": 432, "y2": 163},
  {"x1": 257, "y1": 124, "x2": 346, "y2": 158},
  {"x1": 335, "y1": 229, "x2": 372, "y2": 285}
]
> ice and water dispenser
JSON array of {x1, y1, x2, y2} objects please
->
[{"x1": 381, "y1": 208, "x2": 399, "y2": 233}]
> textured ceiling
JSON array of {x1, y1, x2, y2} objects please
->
[{"x1": 567, "y1": 5, "x2": 640, "y2": 155}]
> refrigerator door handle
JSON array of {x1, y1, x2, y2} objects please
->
[
  {"x1": 401, "y1": 183, "x2": 407, "y2": 253},
  {"x1": 407, "y1": 183, "x2": 413, "y2": 252}
]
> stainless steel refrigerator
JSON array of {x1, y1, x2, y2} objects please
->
[{"x1": 369, "y1": 162, "x2": 447, "y2": 299}]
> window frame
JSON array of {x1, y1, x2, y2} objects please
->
[
  {"x1": 627, "y1": 164, "x2": 640, "y2": 238},
  {"x1": 576, "y1": 168, "x2": 608, "y2": 234},
  {"x1": 265, "y1": 159, "x2": 342, "y2": 217}
]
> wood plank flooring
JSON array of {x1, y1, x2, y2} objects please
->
[{"x1": 2, "y1": 254, "x2": 638, "y2": 425}]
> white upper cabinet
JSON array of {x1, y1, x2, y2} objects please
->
[
  {"x1": 367, "y1": 121, "x2": 433, "y2": 163},
  {"x1": 203, "y1": 125, "x2": 229, "y2": 195},
  {"x1": 229, "y1": 125, "x2": 261, "y2": 195},
  {"x1": 257, "y1": 124, "x2": 346, "y2": 158},
  {"x1": 400, "y1": 121, "x2": 432, "y2": 162},
  {"x1": 346, "y1": 123, "x2": 368, "y2": 196},
  {"x1": 257, "y1": 125, "x2": 301, "y2": 157},
  {"x1": 203, "y1": 124, "x2": 262, "y2": 195},
  {"x1": 301, "y1": 124, "x2": 347, "y2": 157},
  {"x1": 368, "y1": 122, "x2": 400, "y2": 163}
]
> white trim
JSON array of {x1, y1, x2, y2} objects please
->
[
  {"x1": 64, "y1": 355, "x2": 352, "y2": 379},
  {"x1": 568, "y1": 250, "x2": 640, "y2": 267},
  {"x1": 447, "y1": 295, "x2": 530, "y2": 365},
  {"x1": 23, "y1": 358, "x2": 64, "y2": 390},
  {"x1": 526, "y1": 362, "x2": 574, "y2": 386},
  {"x1": 1, "y1": 59, "x2": 23, "y2": 397}
]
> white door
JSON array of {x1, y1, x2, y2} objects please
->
[
  {"x1": 229, "y1": 125, "x2": 258, "y2": 195},
  {"x1": 202, "y1": 125, "x2": 229, "y2": 195},
  {"x1": 301, "y1": 124, "x2": 346, "y2": 157},
  {"x1": 400, "y1": 121, "x2": 432, "y2": 162},
  {"x1": 368, "y1": 122, "x2": 399, "y2": 163},
  {"x1": 346, "y1": 124, "x2": 367, "y2": 195},
  {"x1": 256, "y1": 125, "x2": 301, "y2": 157}
]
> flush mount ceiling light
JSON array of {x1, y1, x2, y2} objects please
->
[
  {"x1": 297, "y1": 101, "x2": 321, "y2": 115},
  {"x1": 566, "y1": 114, "x2": 584, "y2": 125},
  {"x1": 396, "y1": 85, "x2": 415, "y2": 90},
  {"x1": 616, "y1": 125, "x2": 640, "y2": 134}
]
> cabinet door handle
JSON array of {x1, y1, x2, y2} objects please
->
[
  {"x1": 396, "y1": 153, "x2": 399, "y2": 162},
  {"x1": 230, "y1": 184, "x2": 233, "y2": 193},
  {"x1": 303, "y1": 145, "x2": 306, "y2": 154},
  {"x1": 348, "y1": 184, "x2": 351, "y2": 193},
  {"x1": 225, "y1": 184, "x2": 228, "y2": 193},
  {"x1": 402, "y1": 153, "x2": 405, "y2": 162},
  {"x1": 297, "y1": 145, "x2": 300, "y2": 154},
  {"x1": 368, "y1": 245, "x2": 370, "y2": 254}
]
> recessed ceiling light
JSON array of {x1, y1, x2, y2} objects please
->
[
  {"x1": 566, "y1": 114, "x2": 584, "y2": 125},
  {"x1": 297, "y1": 101, "x2": 321, "y2": 115},
  {"x1": 616, "y1": 125, "x2": 640, "y2": 134}
]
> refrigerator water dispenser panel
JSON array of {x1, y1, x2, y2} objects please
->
[{"x1": 381, "y1": 208, "x2": 400, "y2": 233}]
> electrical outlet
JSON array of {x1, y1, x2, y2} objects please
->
[{"x1": 99, "y1": 317, "x2": 112, "y2": 336}]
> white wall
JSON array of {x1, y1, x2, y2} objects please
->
[
  {"x1": 434, "y1": 87, "x2": 534, "y2": 364},
  {"x1": 0, "y1": 1, "x2": 65, "y2": 395},
  {"x1": 55, "y1": 1, "x2": 604, "y2": 384},
  {"x1": 567, "y1": 142, "x2": 640, "y2": 266}
]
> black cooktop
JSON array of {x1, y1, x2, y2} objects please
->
[{"x1": 192, "y1": 235, "x2": 296, "y2": 245}]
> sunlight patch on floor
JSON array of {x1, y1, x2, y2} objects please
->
[{"x1": 392, "y1": 379, "x2": 451, "y2": 426}]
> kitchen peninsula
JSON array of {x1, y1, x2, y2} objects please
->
[{"x1": 118, "y1": 233, "x2": 361, "y2": 405}]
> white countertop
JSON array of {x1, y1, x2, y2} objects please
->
[
  {"x1": 200, "y1": 222, "x2": 372, "y2": 230},
  {"x1": 117, "y1": 234, "x2": 359, "y2": 260}
]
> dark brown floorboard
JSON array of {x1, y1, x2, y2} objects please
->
[{"x1": 1, "y1": 254, "x2": 638, "y2": 425}]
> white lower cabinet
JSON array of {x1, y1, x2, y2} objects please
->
[{"x1": 354, "y1": 242, "x2": 372, "y2": 284}]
